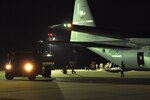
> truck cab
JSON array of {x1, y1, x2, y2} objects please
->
[{"x1": 5, "y1": 51, "x2": 54, "y2": 80}]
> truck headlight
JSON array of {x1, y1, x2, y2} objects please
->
[
  {"x1": 24, "y1": 63, "x2": 33, "y2": 72},
  {"x1": 6, "y1": 64, "x2": 12, "y2": 70}
]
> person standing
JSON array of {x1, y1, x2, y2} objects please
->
[
  {"x1": 121, "y1": 61, "x2": 125, "y2": 77},
  {"x1": 69, "y1": 61, "x2": 76, "y2": 74}
]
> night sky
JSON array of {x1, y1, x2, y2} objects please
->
[
  {"x1": 0, "y1": 0, "x2": 74, "y2": 50},
  {"x1": 0, "y1": 0, "x2": 149, "y2": 67}
]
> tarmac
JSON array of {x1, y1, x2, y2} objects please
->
[
  {"x1": 0, "y1": 69, "x2": 149, "y2": 100},
  {"x1": 51, "y1": 69, "x2": 150, "y2": 85}
]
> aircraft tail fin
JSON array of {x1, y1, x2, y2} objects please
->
[
  {"x1": 71, "y1": 0, "x2": 97, "y2": 41},
  {"x1": 72, "y1": 0, "x2": 95, "y2": 27}
]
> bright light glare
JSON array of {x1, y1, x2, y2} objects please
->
[
  {"x1": 6, "y1": 64, "x2": 11, "y2": 70},
  {"x1": 112, "y1": 55, "x2": 122, "y2": 58},
  {"x1": 63, "y1": 24, "x2": 67, "y2": 27},
  {"x1": 47, "y1": 54, "x2": 52, "y2": 57},
  {"x1": 63, "y1": 23, "x2": 72, "y2": 28},
  {"x1": 67, "y1": 23, "x2": 72, "y2": 28},
  {"x1": 52, "y1": 37, "x2": 56, "y2": 41},
  {"x1": 24, "y1": 63, "x2": 33, "y2": 72}
]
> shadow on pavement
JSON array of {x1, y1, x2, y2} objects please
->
[
  {"x1": 1, "y1": 79, "x2": 65, "y2": 100},
  {"x1": 55, "y1": 77, "x2": 150, "y2": 85}
]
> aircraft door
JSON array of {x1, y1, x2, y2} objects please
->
[{"x1": 137, "y1": 52, "x2": 144, "y2": 67}]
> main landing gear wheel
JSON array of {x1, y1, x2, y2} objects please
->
[{"x1": 5, "y1": 73, "x2": 14, "y2": 80}]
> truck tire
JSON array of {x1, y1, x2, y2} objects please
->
[
  {"x1": 42, "y1": 71, "x2": 51, "y2": 77},
  {"x1": 28, "y1": 75, "x2": 36, "y2": 81},
  {"x1": 5, "y1": 72, "x2": 14, "y2": 80},
  {"x1": 42, "y1": 67, "x2": 51, "y2": 78}
]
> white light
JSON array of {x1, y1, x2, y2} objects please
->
[
  {"x1": 38, "y1": 40, "x2": 43, "y2": 43},
  {"x1": 6, "y1": 64, "x2": 11, "y2": 70},
  {"x1": 73, "y1": 22, "x2": 79, "y2": 24},
  {"x1": 78, "y1": 3, "x2": 79, "y2": 15},
  {"x1": 63, "y1": 24, "x2": 67, "y2": 27},
  {"x1": 112, "y1": 55, "x2": 122, "y2": 58},
  {"x1": 86, "y1": 20, "x2": 94, "y2": 23},
  {"x1": 80, "y1": 10, "x2": 86, "y2": 16},
  {"x1": 52, "y1": 37, "x2": 56, "y2": 41},
  {"x1": 47, "y1": 54, "x2": 52, "y2": 57}
]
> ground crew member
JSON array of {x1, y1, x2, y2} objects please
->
[
  {"x1": 69, "y1": 61, "x2": 76, "y2": 74},
  {"x1": 121, "y1": 61, "x2": 125, "y2": 77},
  {"x1": 71, "y1": 64, "x2": 76, "y2": 74}
]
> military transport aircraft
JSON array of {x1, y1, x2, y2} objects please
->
[{"x1": 46, "y1": 0, "x2": 150, "y2": 71}]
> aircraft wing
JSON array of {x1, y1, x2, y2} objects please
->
[
  {"x1": 41, "y1": 40, "x2": 131, "y2": 49},
  {"x1": 49, "y1": 24, "x2": 150, "y2": 38}
]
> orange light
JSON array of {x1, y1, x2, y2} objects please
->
[
  {"x1": 24, "y1": 63, "x2": 33, "y2": 72},
  {"x1": 67, "y1": 23, "x2": 72, "y2": 28}
]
